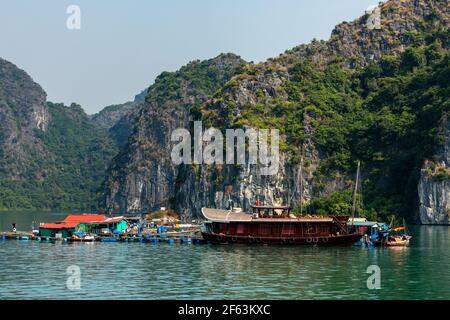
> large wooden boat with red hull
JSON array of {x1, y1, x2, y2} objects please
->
[{"x1": 201, "y1": 206, "x2": 362, "y2": 245}]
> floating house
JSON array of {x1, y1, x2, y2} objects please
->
[
  {"x1": 38, "y1": 221, "x2": 79, "y2": 238},
  {"x1": 39, "y1": 214, "x2": 126, "y2": 238},
  {"x1": 79, "y1": 216, "x2": 127, "y2": 235}
]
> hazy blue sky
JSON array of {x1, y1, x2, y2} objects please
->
[{"x1": 0, "y1": 0, "x2": 377, "y2": 114}]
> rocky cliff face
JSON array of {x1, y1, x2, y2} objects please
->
[
  {"x1": 90, "y1": 91, "x2": 147, "y2": 146},
  {"x1": 0, "y1": 58, "x2": 49, "y2": 179},
  {"x1": 100, "y1": 0, "x2": 449, "y2": 222},
  {"x1": 418, "y1": 118, "x2": 450, "y2": 224},
  {"x1": 0, "y1": 58, "x2": 117, "y2": 210},
  {"x1": 100, "y1": 53, "x2": 247, "y2": 214}
]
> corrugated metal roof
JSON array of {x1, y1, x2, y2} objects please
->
[
  {"x1": 84, "y1": 216, "x2": 125, "y2": 224},
  {"x1": 40, "y1": 222, "x2": 79, "y2": 229},
  {"x1": 40, "y1": 214, "x2": 125, "y2": 229},
  {"x1": 63, "y1": 214, "x2": 106, "y2": 223}
]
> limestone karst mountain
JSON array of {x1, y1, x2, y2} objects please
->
[{"x1": 100, "y1": 0, "x2": 449, "y2": 223}]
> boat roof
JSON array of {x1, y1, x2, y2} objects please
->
[
  {"x1": 347, "y1": 221, "x2": 379, "y2": 227},
  {"x1": 201, "y1": 208, "x2": 334, "y2": 223},
  {"x1": 202, "y1": 208, "x2": 252, "y2": 222}
]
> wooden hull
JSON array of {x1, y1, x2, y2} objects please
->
[
  {"x1": 201, "y1": 208, "x2": 362, "y2": 246},
  {"x1": 202, "y1": 232, "x2": 361, "y2": 246}
]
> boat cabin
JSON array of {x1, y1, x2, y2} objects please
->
[{"x1": 251, "y1": 205, "x2": 292, "y2": 218}]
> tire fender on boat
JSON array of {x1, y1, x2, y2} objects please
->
[
  {"x1": 306, "y1": 237, "x2": 313, "y2": 243},
  {"x1": 248, "y1": 236, "x2": 254, "y2": 243},
  {"x1": 231, "y1": 236, "x2": 237, "y2": 242},
  {"x1": 322, "y1": 237, "x2": 329, "y2": 243},
  {"x1": 313, "y1": 237, "x2": 319, "y2": 243}
]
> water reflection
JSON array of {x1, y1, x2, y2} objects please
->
[{"x1": 0, "y1": 213, "x2": 449, "y2": 299}]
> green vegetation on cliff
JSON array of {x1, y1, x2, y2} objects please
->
[
  {"x1": 0, "y1": 102, "x2": 117, "y2": 211},
  {"x1": 221, "y1": 41, "x2": 449, "y2": 222}
]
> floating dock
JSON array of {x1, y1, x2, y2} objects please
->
[{"x1": 0, "y1": 231, "x2": 207, "y2": 244}]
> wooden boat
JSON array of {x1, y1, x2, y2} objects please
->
[
  {"x1": 373, "y1": 233, "x2": 412, "y2": 247},
  {"x1": 201, "y1": 159, "x2": 364, "y2": 246},
  {"x1": 385, "y1": 235, "x2": 411, "y2": 246},
  {"x1": 201, "y1": 207, "x2": 362, "y2": 245},
  {"x1": 372, "y1": 220, "x2": 412, "y2": 247}
]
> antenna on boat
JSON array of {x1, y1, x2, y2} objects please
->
[{"x1": 351, "y1": 161, "x2": 360, "y2": 223}]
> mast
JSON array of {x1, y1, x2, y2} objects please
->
[
  {"x1": 351, "y1": 161, "x2": 360, "y2": 222},
  {"x1": 389, "y1": 216, "x2": 394, "y2": 228},
  {"x1": 299, "y1": 156, "x2": 304, "y2": 216}
]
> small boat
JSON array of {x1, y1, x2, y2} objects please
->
[
  {"x1": 382, "y1": 235, "x2": 412, "y2": 246},
  {"x1": 372, "y1": 221, "x2": 412, "y2": 247},
  {"x1": 70, "y1": 233, "x2": 95, "y2": 242}
]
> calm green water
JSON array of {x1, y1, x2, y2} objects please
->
[{"x1": 0, "y1": 211, "x2": 449, "y2": 299}]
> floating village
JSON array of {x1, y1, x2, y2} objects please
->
[
  {"x1": 0, "y1": 210, "x2": 206, "y2": 245},
  {"x1": 0, "y1": 204, "x2": 411, "y2": 247},
  {"x1": 0, "y1": 161, "x2": 412, "y2": 247}
]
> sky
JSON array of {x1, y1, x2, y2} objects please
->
[{"x1": 0, "y1": 0, "x2": 377, "y2": 114}]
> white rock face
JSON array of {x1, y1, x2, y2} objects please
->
[
  {"x1": 418, "y1": 119, "x2": 450, "y2": 225},
  {"x1": 33, "y1": 108, "x2": 49, "y2": 131}
]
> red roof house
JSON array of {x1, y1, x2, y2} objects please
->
[
  {"x1": 39, "y1": 214, "x2": 126, "y2": 237},
  {"x1": 63, "y1": 214, "x2": 107, "y2": 223}
]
